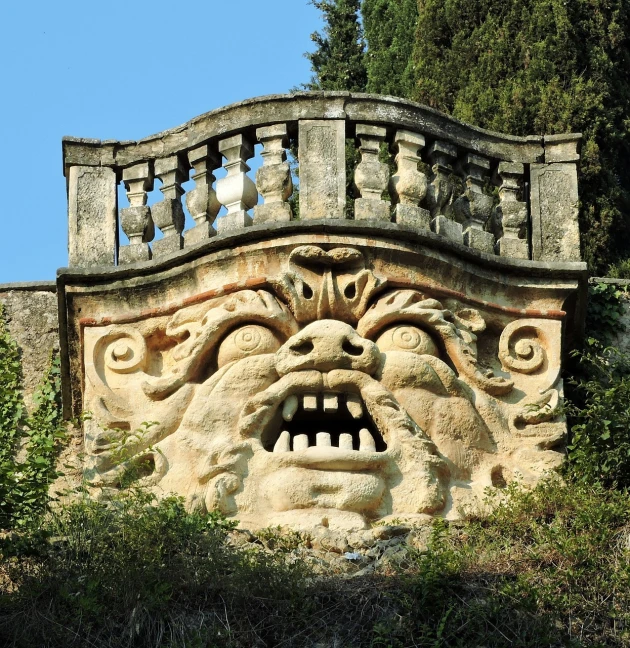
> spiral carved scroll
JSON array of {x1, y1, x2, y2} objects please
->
[
  {"x1": 94, "y1": 327, "x2": 147, "y2": 375},
  {"x1": 498, "y1": 320, "x2": 546, "y2": 375}
]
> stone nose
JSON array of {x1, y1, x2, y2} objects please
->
[{"x1": 276, "y1": 320, "x2": 379, "y2": 376}]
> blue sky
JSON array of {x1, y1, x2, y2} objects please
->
[{"x1": 0, "y1": 1, "x2": 321, "y2": 282}]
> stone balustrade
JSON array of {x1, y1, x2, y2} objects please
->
[{"x1": 62, "y1": 92, "x2": 581, "y2": 268}]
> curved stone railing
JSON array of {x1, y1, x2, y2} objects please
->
[{"x1": 62, "y1": 92, "x2": 581, "y2": 268}]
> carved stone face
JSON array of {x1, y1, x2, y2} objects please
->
[{"x1": 82, "y1": 245, "x2": 565, "y2": 531}]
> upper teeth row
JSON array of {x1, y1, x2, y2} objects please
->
[{"x1": 281, "y1": 393, "x2": 364, "y2": 421}]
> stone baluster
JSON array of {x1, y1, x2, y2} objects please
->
[
  {"x1": 494, "y1": 162, "x2": 528, "y2": 259},
  {"x1": 389, "y1": 130, "x2": 430, "y2": 229},
  {"x1": 452, "y1": 154, "x2": 495, "y2": 254},
  {"x1": 152, "y1": 155, "x2": 188, "y2": 257},
  {"x1": 426, "y1": 141, "x2": 457, "y2": 217},
  {"x1": 254, "y1": 124, "x2": 293, "y2": 222},
  {"x1": 185, "y1": 145, "x2": 221, "y2": 245},
  {"x1": 427, "y1": 141, "x2": 461, "y2": 242},
  {"x1": 216, "y1": 134, "x2": 258, "y2": 233},
  {"x1": 119, "y1": 162, "x2": 155, "y2": 264},
  {"x1": 353, "y1": 125, "x2": 390, "y2": 221}
]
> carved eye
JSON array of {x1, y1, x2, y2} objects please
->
[
  {"x1": 216, "y1": 325, "x2": 282, "y2": 367},
  {"x1": 375, "y1": 324, "x2": 438, "y2": 356}
]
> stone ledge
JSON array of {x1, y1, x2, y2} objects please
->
[
  {"x1": 0, "y1": 281, "x2": 57, "y2": 293},
  {"x1": 57, "y1": 219, "x2": 588, "y2": 285},
  {"x1": 62, "y1": 91, "x2": 550, "y2": 172}
]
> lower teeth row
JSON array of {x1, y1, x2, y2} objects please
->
[{"x1": 272, "y1": 429, "x2": 376, "y2": 453}]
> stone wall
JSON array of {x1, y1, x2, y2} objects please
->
[{"x1": 0, "y1": 283, "x2": 58, "y2": 410}]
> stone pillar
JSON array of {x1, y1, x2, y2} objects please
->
[
  {"x1": 353, "y1": 124, "x2": 390, "y2": 222},
  {"x1": 427, "y1": 141, "x2": 461, "y2": 243},
  {"x1": 185, "y1": 145, "x2": 220, "y2": 245},
  {"x1": 119, "y1": 162, "x2": 155, "y2": 264},
  {"x1": 495, "y1": 162, "x2": 528, "y2": 259},
  {"x1": 67, "y1": 165, "x2": 117, "y2": 267},
  {"x1": 389, "y1": 130, "x2": 429, "y2": 229},
  {"x1": 152, "y1": 155, "x2": 187, "y2": 257},
  {"x1": 298, "y1": 119, "x2": 346, "y2": 220},
  {"x1": 456, "y1": 154, "x2": 495, "y2": 254},
  {"x1": 254, "y1": 124, "x2": 293, "y2": 223},
  {"x1": 216, "y1": 134, "x2": 258, "y2": 233},
  {"x1": 530, "y1": 134, "x2": 581, "y2": 262}
]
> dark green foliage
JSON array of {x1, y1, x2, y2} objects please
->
[
  {"x1": 585, "y1": 281, "x2": 627, "y2": 345},
  {"x1": 606, "y1": 258, "x2": 630, "y2": 280},
  {"x1": 362, "y1": 0, "x2": 418, "y2": 98},
  {"x1": 3, "y1": 481, "x2": 630, "y2": 646},
  {"x1": 567, "y1": 344, "x2": 630, "y2": 489},
  {"x1": 305, "y1": 0, "x2": 367, "y2": 91},
  {"x1": 0, "y1": 309, "x2": 66, "y2": 530},
  {"x1": 407, "y1": 0, "x2": 630, "y2": 273},
  {"x1": 0, "y1": 492, "x2": 309, "y2": 648},
  {"x1": 0, "y1": 312, "x2": 26, "y2": 524}
]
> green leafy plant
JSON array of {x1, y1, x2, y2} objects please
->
[
  {"x1": 566, "y1": 344, "x2": 630, "y2": 488},
  {"x1": 0, "y1": 308, "x2": 66, "y2": 530},
  {"x1": 585, "y1": 281, "x2": 627, "y2": 345}
]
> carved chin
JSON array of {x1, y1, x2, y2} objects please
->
[{"x1": 238, "y1": 368, "x2": 441, "y2": 517}]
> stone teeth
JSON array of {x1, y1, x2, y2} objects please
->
[
  {"x1": 316, "y1": 432, "x2": 331, "y2": 447},
  {"x1": 359, "y1": 428, "x2": 376, "y2": 452},
  {"x1": 323, "y1": 393, "x2": 338, "y2": 413},
  {"x1": 303, "y1": 394, "x2": 318, "y2": 412},
  {"x1": 273, "y1": 430, "x2": 290, "y2": 453},
  {"x1": 346, "y1": 394, "x2": 364, "y2": 419},
  {"x1": 293, "y1": 434, "x2": 309, "y2": 451},
  {"x1": 339, "y1": 433, "x2": 354, "y2": 450},
  {"x1": 282, "y1": 395, "x2": 299, "y2": 422}
]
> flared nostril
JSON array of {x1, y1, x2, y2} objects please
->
[
  {"x1": 342, "y1": 339, "x2": 365, "y2": 357},
  {"x1": 276, "y1": 320, "x2": 379, "y2": 377},
  {"x1": 291, "y1": 340, "x2": 314, "y2": 356}
]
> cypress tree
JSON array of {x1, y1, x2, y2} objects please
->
[
  {"x1": 305, "y1": 0, "x2": 367, "y2": 91},
  {"x1": 362, "y1": 0, "x2": 418, "y2": 98},
  {"x1": 407, "y1": 0, "x2": 630, "y2": 272}
]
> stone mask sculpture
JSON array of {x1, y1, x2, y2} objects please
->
[
  {"x1": 78, "y1": 241, "x2": 569, "y2": 531},
  {"x1": 59, "y1": 93, "x2": 586, "y2": 532}
]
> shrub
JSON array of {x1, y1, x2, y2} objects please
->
[{"x1": 0, "y1": 308, "x2": 66, "y2": 530}]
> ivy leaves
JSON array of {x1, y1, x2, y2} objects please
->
[{"x1": 0, "y1": 309, "x2": 66, "y2": 530}]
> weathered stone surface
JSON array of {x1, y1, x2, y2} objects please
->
[
  {"x1": 255, "y1": 124, "x2": 293, "y2": 223},
  {"x1": 544, "y1": 134, "x2": 581, "y2": 163},
  {"x1": 433, "y1": 215, "x2": 463, "y2": 243},
  {"x1": 499, "y1": 237, "x2": 529, "y2": 259},
  {"x1": 0, "y1": 288, "x2": 58, "y2": 410},
  {"x1": 394, "y1": 203, "x2": 430, "y2": 230},
  {"x1": 463, "y1": 227, "x2": 494, "y2": 254},
  {"x1": 61, "y1": 224, "x2": 583, "y2": 532},
  {"x1": 185, "y1": 144, "x2": 220, "y2": 242},
  {"x1": 57, "y1": 93, "x2": 587, "y2": 534},
  {"x1": 216, "y1": 134, "x2": 258, "y2": 233},
  {"x1": 530, "y1": 163, "x2": 581, "y2": 262},
  {"x1": 390, "y1": 130, "x2": 429, "y2": 228},
  {"x1": 426, "y1": 140, "x2": 458, "y2": 220},
  {"x1": 62, "y1": 93, "x2": 545, "y2": 172},
  {"x1": 495, "y1": 162, "x2": 528, "y2": 260},
  {"x1": 152, "y1": 156, "x2": 187, "y2": 257},
  {"x1": 299, "y1": 120, "x2": 346, "y2": 220},
  {"x1": 354, "y1": 124, "x2": 389, "y2": 221},
  {"x1": 67, "y1": 166, "x2": 117, "y2": 267}
]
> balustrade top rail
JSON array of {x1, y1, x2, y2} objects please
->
[{"x1": 62, "y1": 92, "x2": 582, "y2": 269}]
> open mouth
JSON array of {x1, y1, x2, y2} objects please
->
[{"x1": 261, "y1": 392, "x2": 387, "y2": 453}]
